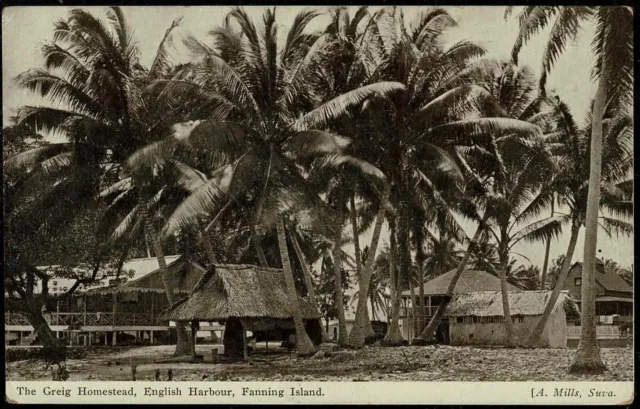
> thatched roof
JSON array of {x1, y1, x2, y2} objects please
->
[
  {"x1": 85, "y1": 257, "x2": 206, "y2": 295},
  {"x1": 164, "y1": 264, "x2": 321, "y2": 322},
  {"x1": 444, "y1": 291, "x2": 579, "y2": 317},
  {"x1": 402, "y1": 269, "x2": 522, "y2": 297}
]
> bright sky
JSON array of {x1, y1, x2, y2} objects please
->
[{"x1": 2, "y1": 6, "x2": 634, "y2": 272}]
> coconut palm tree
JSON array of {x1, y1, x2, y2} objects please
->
[
  {"x1": 4, "y1": 7, "x2": 195, "y2": 355},
  {"x1": 346, "y1": 7, "x2": 544, "y2": 345},
  {"x1": 521, "y1": 96, "x2": 633, "y2": 348},
  {"x1": 458, "y1": 60, "x2": 561, "y2": 346},
  {"x1": 508, "y1": 4, "x2": 633, "y2": 374},
  {"x1": 128, "y1": 7, "x2": 404, "y2": 355}
]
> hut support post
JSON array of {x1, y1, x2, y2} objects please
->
[
  {"x1": 240, "y1": 321, "x2": 249, "y2": 361},
  {"x1": 190, "y1": 321, "x2": 197, "y2": 358},
  {"x1": 150, "y1": 330, "x2": 154, "y2": 345},
  {"x1": 56, "y1": 300, "x2": 60, "y2": 325},
  {"x1": 151, "y1": 292, "x2": 154, "y2": 325}
]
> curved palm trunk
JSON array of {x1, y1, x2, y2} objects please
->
[
  {"x1": 349, "y1": 194, "x2": 375, "y2": 339},
  {"x1": 150, "y1": 229, "x2": 192, "y2": 356},
  {"x1": 540, "y1": 197, "x2": 555, "y2": 290},
  {"x1": 570, "y1": 79, "x2": 607, "y2": 374},
  {"x1": 347, "y1": 188, "x2": 389, "y2": 348},
  {"x1": 524, "y1": 220, "x2": 580, "y2": 346},
  {"x1": 250, "y1": 223, "x2": 269, "y2": 267},
  {"x1": 275, "y1": 218, "x2": 315, "y2": 355},
  {"x1": 289, "y1": 228, "x2": 317, "y2": 302},
  {"x1": 331, "y1": 216, "x2": 349, "y2": 346},
  {"x1": 140, "y1": 198, "x2": 191, "y2": 356},
  {"x1": 498, "y1": 247, "x2": 515, "y2": 347},
  {"x1": 289, "y1": 227, "x2": 330, "y2": 343},
  {"x1": 420, "y1": 214, "x2": 489, "y2": 340},
  {"x1": 383, "y1": 216, "x2": 404, "y2": 345}
]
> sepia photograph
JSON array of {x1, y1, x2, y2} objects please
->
[{"x1": 2, "y1": 4, "x2": 634, "y2": 404}]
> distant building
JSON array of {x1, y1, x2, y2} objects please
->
[
  {"x1": 5, "y1": 256, "x2": 210, "y2": 346},
  {"x1": 400, "y1": 269, "x2": 522, "y2": 340},
  {"x1": 445, "y1": 290, "x2": 577, "y2": 348},
  {"x1": 563, "y1": 260, "x2": 633, "y2": 320}
]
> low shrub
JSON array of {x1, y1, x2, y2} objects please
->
[{"x1": 6, "y1": 347, "x2": 86, "y2": 363}]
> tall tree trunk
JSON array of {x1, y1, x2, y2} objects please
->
[
  {"x1": 383, "y1": 216, "x2": 404, "y2": 345},
  {"x1": 140, "y1": 197, "x2": 191, "y2": 356},
  {"x1": 347, "y1": 187, "x2": 389, "y2": 347},
  {"x1": 540, "y1": 196, "x2": 555, "y2": 290},
  {"x1": 250, "y1": 222, "x2": 269, "y2": 267},
  {"x1": 409, "y1": 272, "x2": 417, "y2": 340},
  {"x1": 200, "y1": 228, "x2": 217, "y2": 265},
  {"x1": 349, "y1": 194, "x2": 374, "y2": 339},
  {"x1": 331, "y1": 215, "x2": 348, "y2": 346},
  {"x1": 498, "y1": 245, "x2": 515, "y2": 347},
  {"x1": 524, "y1": 220, "x2": 580, "y2": 346},
  {"x1": 569, "y1": 79, "x2": 607, "y2": 374},
  {"x1": 400, "y1": 209, "x2": 415, "y2": 341},
  {"x1": 275, "y1": 218, "x2": 315, "y2": 355},
  {"x1": 420, "y1": 214, "x2": 489, "y2": 340},
  {"x1": 416, "y1": 250, "x2": 426, "y2": 336},
  {"x1": 370, "y1": 294, "x2": 377, "y2": 321}
]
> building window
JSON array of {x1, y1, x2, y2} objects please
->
[{"x1": 574, "y1": 278, "x2": 582, "y2": 286}]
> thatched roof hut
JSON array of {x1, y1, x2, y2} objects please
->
[
  {"x1": 164, "y1": 264, "x2": 323, "y2": 359},
  {"x1": 445, "y1": 291, "x2": 578, "y2": 348},
  {"x1": 164, "y1": 264, "x2": 321, "y2": 322},
  {"x1": 444, "y1": 290, "x2": 579, "y2": 317}
]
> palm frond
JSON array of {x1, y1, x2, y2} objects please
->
[
  {"x1": 599, "y1": 216, "x2": 633, "y2": 238},
  {"x1": 510, "y1": 7, "x2": 557, "y2": 65},
  {"x1": 292, "y1": 81, "x2": 405, "y2": 131},
  {"x1": 423, "y1": 117, "x2": 540, "y2": 146},
  {"x1": 148, "y1": 17, "x2": 182, "y2": 79},
  {"x1": 284, "y1": 130, "x2": 351, "y2": 158},
  {"x1": 413, "y1": 85, "x2": 494, "y2": 129},
  {"x1": 4, "y1": 143, "x2": 72, "y2": 172},
  {"x1": 509, "y1": 215, "x2": 564, "y2": 248},
  {"x1": 539, "y1": 7, "x2": 594, "y2": 93}
]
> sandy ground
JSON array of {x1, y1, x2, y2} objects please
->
[{"x1": 5, "y1": 343, "x2": 634, "y2": 382}]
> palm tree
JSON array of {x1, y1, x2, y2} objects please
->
[
  {"x1": 508, "y1": 4, "x2": 632, "y2": 374},
  {"x1": 521, "y1": 96, "x2": 632, "y2": 348},
  {"x1": 129, "y1": 7, "x2": 404, "y2": 355},
  {"x1": 346, "y1": 7, "x2": 544, "y2": 344},
  {"x1": 506, "y1": 262, "x2": 541, "y2": 290},
  {"x1": 4, "y1": 7, "x2": 194, "y2": 355},
  {"x1": 460, "y1": 60, "x2": 560, "y2": 346}
]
